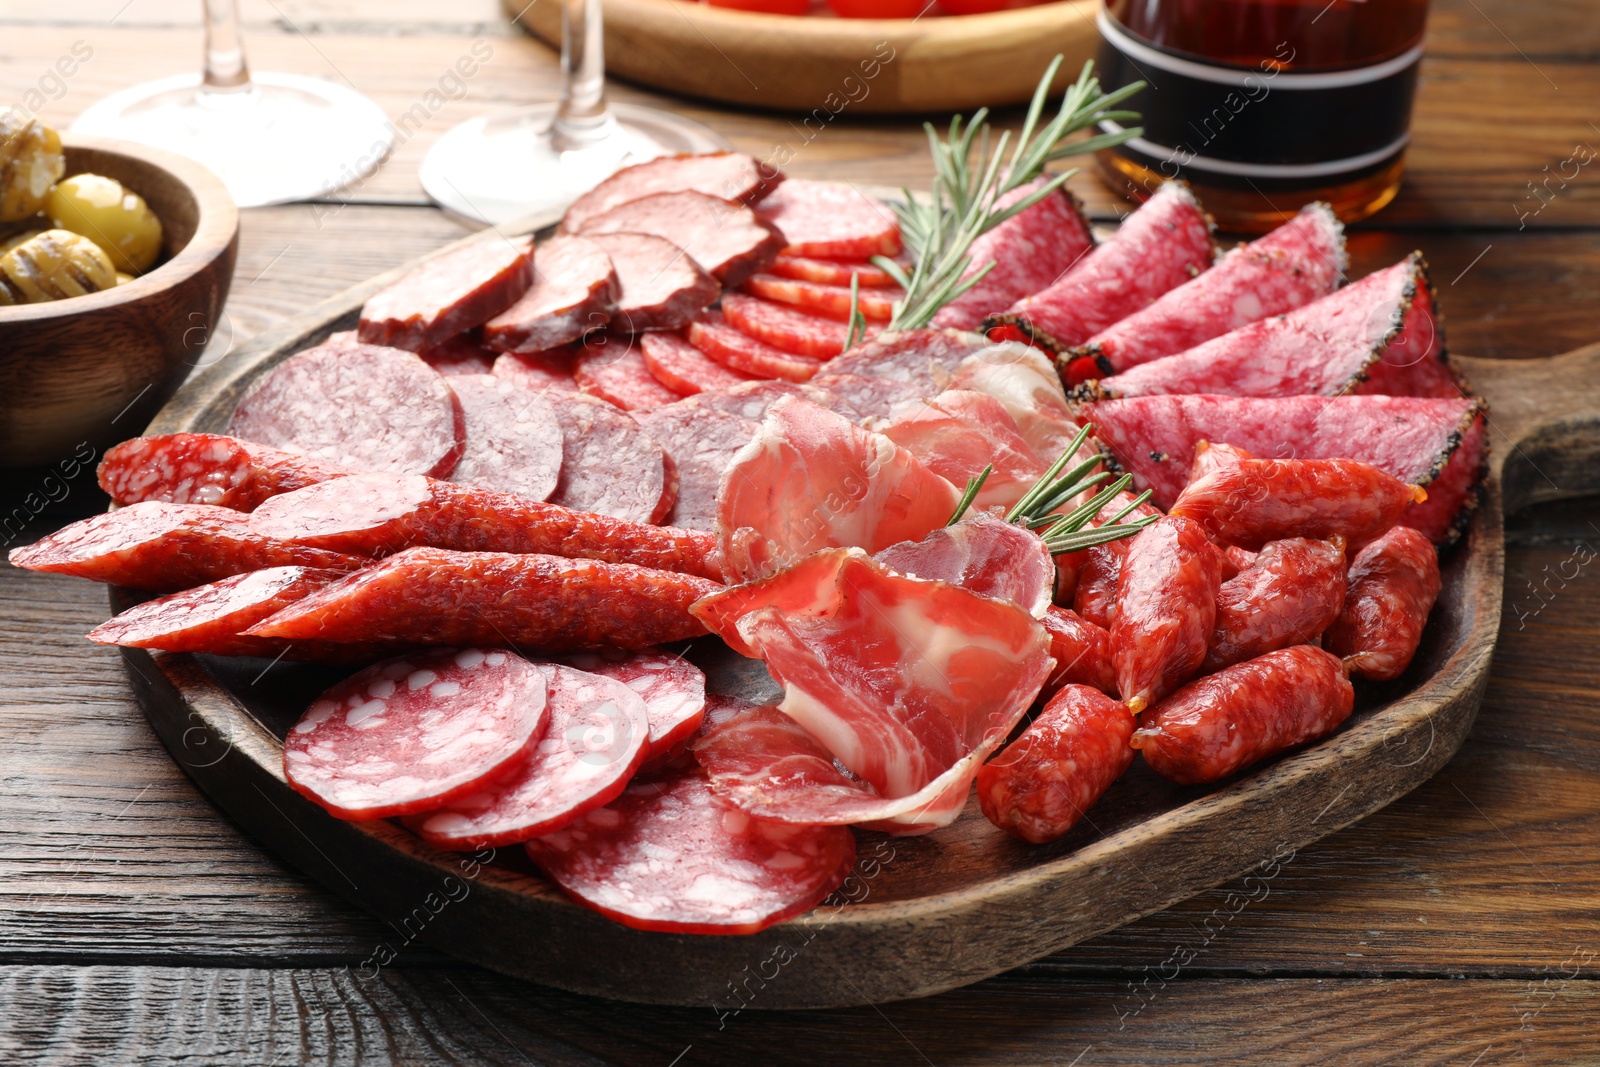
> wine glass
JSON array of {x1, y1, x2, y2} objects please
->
[
  {"x1": 70, "y1": 0, "x2": 393, "y2": 208},
  {"x1": 418, "y1": 0, "x2": 730, "y2": 227}
]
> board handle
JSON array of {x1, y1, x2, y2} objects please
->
[{"x1": 1456, "y1": 342, "x2": 1600, "y2": 514}]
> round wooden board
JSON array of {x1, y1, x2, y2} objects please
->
[
  {"x1": 115, "y1": 214, "x2": 1600, "y2": 1008},
  {"x1": 509, "y1": 0, "x2": 1101, "y2": 114}
]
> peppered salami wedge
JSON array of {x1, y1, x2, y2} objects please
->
[
  {"x1": 249, "y1": 472, "x2": 720, "y2": 579},
  {"x1": 359, "y1": 237, "x2": 534, "y2": 352},
  {"x1": 721, "y1": 292, "x2": 879, "y2": 358},
  {"x1": 559, "y1": 649, "x2": 707, "y2": 763},
  {"x1": 755, "y1": 179, "x2": 902, "y2": 259},
  {"x1": 687, "y1": 311, "x2": 824, "y2": 382},
  {"x1": 9, "y1": 502, "x2": 363, "y2": 592},
  {"x1": 526, "y1": 768, "x2": 856, "y2": 935},
  {"x1": 825, "y1": 328, "x2": 991, "y2": 394},
  {"x1": 492, "y1": 345, "x2": 580, "y2": 395},
  {"x1": 446, "y1": 374, "x2": 564, "y2": 502},
  {"x1": 638, "y1": 331, "x2": 755, "y2": 396},
  {"x1": 1298, "y1": 254, "x2": 1458, "y2": 397},
  {"x1": 248, "y1": 547, "x2": 718, "y2": 650},
  {"x1": 988, "y1": 181, "x2": 1215, "y2": 352},
  {"x1": 98, "y1": 433, "x2": 356, "y2": 512},
  {"x1": 560, "y1": 152, "x2": 781, "y2": 234},
  {"x1": 575, "y1": 191, "x2": 784, "y2": 288},
  {"x1": 229, "y1": 341, "x2": 465, "y2": 478},
  {"x1": 631, "y1": 402, "x2": 758, "y2": 531},
  {"x1": 407, "y1": 663, "x2": 651, "y2": 849},
  {"x1": 743, "y1": 273, "x2": 901, "y2": 322},
  {"x1": 1060, "y1": 203, "x2": 1344, "y2": 380},
  {"x1": 546, "y1": 392, "x2": 674, "y2": 523},
  {"x1": 482, "y1": 235, "x2": 617, "y2": 354},
  {"x1": 572, "y1": 337, "x2": 680, "y2": 412},
  {"x1": 284, "y1": 648, "x2": 550, "y2": 820},
  {"x1": 419, "y1": 332, "x2": 498, "y2": 377},
  {"x1": 585, "y1": 232, "x2": 721, "y2": 333},
  {"x1": 768, "y1": 254, "x2": 898, "y2": 288},
  {"x1": 1081, "y1": 394, "x2": 1487, "y2": 543}
]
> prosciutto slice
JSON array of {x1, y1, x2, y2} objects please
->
[
  {"x1": 944, "y1": 343, "x2": 1081, "y2": 462},
  {"x1": 878, "y1": 390, "x2": 1045, "y2": 512},
  {"x1": 874, "y1": 513, "x2": 1054, "y2": 618}
]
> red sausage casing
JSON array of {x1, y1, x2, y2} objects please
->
[
  {"x1": 1073, "y1": 539, "x2": 1127, "y2": 629},
  {"x1": 1204, "y1": 537, "x2": 1347, "y2": 672},
  {"x1": 1323, "y1": 525, "x2": 1442, "y2": 680},
  {"x1": 1112, "y1": 516, "x2": 1225, "y2": 714},
  {"x1": 1041, "y1": 606, "x2": 1116, "y2": 696}
]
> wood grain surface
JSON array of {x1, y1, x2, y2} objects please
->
[{"x1": 2, "y1": 0, "x2": 1598, "y2": 1059}]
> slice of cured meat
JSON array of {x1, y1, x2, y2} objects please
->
[
  {"x1": 825, "y1": 328, "x2": 990, "y2": 395},
  {"x1": 557, "y1": 649, "x2": 707, "y2": 762},
  {"x1": 492, "y1": 345, "x2": 580, "y2": 395},
  {"x1": 932, "y1": 179, "x2": 1096, "y2": 332},
  {"x1": 445, "y1": 374, "x2": 564, "y2": 502},
  {"x1": 1061, "y1": 203, "x2": 1345, "y2": 379},
  {"x1": 743, "y1": 273, "x2": 901, "y2": 322},
  {"x1": 560, "y1": 152, "x2": 781, "y2": 234},
  {"x1": 803, "y1": 372, "x2": 927, "y2": 425},
  {"x1": 721, "y1": 292, "x2": 878, "y2": 358},
  {"x1": 9, "y1": 501, "x2": 363, "y2": 592},
  {"x1": 284, "y1": 647, "x2": 549, "y2": 819},
  {"x1": 526, "y1": 768, "x2": 856, "y2": 935},
  {"x1": 691, "y1": 547, "x2": 1052, "y2": 833},
  {"x1": 585, "y1": 231, "x2": 721, "y2": 333},
  {"x1": 677, "y1": 379, "x2": 808, "y2": 421},
  {"x1": 482, "y1": 235, "x2": 617, "y2": 354},
  {"x1": 687, "y1": 311, "x2": 824, "y2": 382},
  {"x1": 631, "y1": 402, "x2": 758, "y2": 532},
  {"x1": 946, "y1": 343, "x2": 1081, "y2": 462},
  {"x1": 879, "y1": 388, "x2": 1045, "y2": 511},
  {"x1": 754, "y1": 179, "x2": 902, "y2": 258},
  {"x1": 249, "y1": 472, "x2": 720, "y2": 580},
  {"x1": 638, "y1": 331, "x2": 754, "y2": 396},
  {"x1": 715, "y1": 396, "x2": 961, "y2": 582},
  {"x1": 1309, "y1": 254, "x2": 1459, "y2": 398},
  {"x1": 1081, "y1": 394, "x2": 1487, "y2": 542},
  {"x1": 248, "y1": 547, "x2": 718, "y2": 649},
  {"x1": 874, "y1": 512, "x2": 1054, "y2": 617},
  {"x1": 419, "y1": 332, "x2": 497, "y2": 377},
  {"x1": 547, "y1": 392, "x2": 674, "y2": 522},
  {"x1": 988, "y1": 181, "x2": 1215, "y2": 352},
  {"x1": 229, "y1": 340, "x2": 466, "y2": 478},
  {"x1": 359, "y1": 237, "x2": 534, "y2": 352},
  {"x1": 768, "y1": 254, "x2": 898, "y2": 288},
  {"x1": 98, "y1": 433, "x2": 355, "y2": 512},
  {"x1": 407, "y1": 663, "x2": 651, "y2": 849},
  {"x1": 574, "y1": 191, "x2": 784, "y2": 288},
  {"x1": 572, "y1": 337, "x2": 680, "y2": 411}
]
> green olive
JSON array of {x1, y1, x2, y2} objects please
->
[
  {"x1": 46, "y1": 173, "x2": 164, "y2": 274},
  {"x1": 0, "y1": 228, "x2": 118, "y2": 304},
  {"x1": 0, "y1": 108, "x2": 64, "y2": 223}
]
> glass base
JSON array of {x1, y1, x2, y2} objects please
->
[
  {"x1": 71, "y1": 72, "x2": 395, "y2": 208},
  {"x1": 419, "y1": 102, "x2": 730, "y2": 228}
]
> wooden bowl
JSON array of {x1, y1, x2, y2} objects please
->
[
  {"x1": 0, "y1": 136, "x2": 238, "y2": 467},
  {"x1": 511, "y1": 0, "x2": 1100, "y2": 114}
]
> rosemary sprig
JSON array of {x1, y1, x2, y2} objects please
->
[
  {"x1": 947, "y1": 464, "x2": 993, "y2": 526},
  {"x1": 843, "y1": 274, "x2": 867, "y2": 351}
]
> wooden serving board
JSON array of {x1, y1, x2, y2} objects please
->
[
  {"x1": 116, "y1": 218, "x2": 1600, "y2": 1009},
  {"x1": 509, "y1": 0, "x2": 1100, "y2": 114}
]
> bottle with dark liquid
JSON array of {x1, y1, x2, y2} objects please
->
[{"x1": 1094, "y1": 0, "x2": 1429, "y2": 232}]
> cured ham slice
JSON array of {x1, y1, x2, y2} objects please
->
[
  {"x1": 560, "y1": 152, "x2": 781, "y2": 234},
  {"x1": 945, "y1": 343, "x2": 1081, "y2": 462},
  {"x1": 525, "y1": 768, "x2": 856, "y2": 935},
  {"x1": 691, "y1": 547, "x2": 1053, "y2": 833},
  {"x1": 804, "y1": 372, "x2": 927, "y2": 425},
  {"x1": 98, "y1": 433, "x2": 355, "y2": 511},
  {"x1": 714, "y1": 396, "x2": 961, "y2": 582},
  {"x1": 1080, "y1": 394, "x2": 1487, "y2": 543},
  {"x1": 558, "y1": 649, "x2": 707, "y2": 762},
  {"x1": 878, "y1": 389, "x2": 1045, "y2": 511},
  {"x1": 874, "y1": 512, "x2": 1054, "y2": 618}
]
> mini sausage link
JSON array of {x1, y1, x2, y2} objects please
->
[
  {"x1": 1041, "y1": 605, "x2": 1116, "y2": 696},
  {"x1": 1323, "y1": 525, "x2": 1441, "y2": 680},
  {"x1": 978, "y1": 684, "x2": 1135, "y2": 843},
  {"x1": 1111, "y1": 516, "x2": 1224, "y2": 714},
  {"x1": 1203, "y1": 537, "x2": 1347, "y2": 673},
  {"x1": 1072, "y1": 539, "x2": 1127, "y2": 629},
  {"x1": 1132, "y1": 645, "x2": 1355, "y2": 785}
]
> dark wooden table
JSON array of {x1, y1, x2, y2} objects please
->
[{"x1": 3, "y1": 1, "x2": 1599, "y2": 1062}]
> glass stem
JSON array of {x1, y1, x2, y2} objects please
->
[
  {"x1": 552, "y1": 0, "x2": 610, "y2": 150},
  {"x1": 201, "y1": 0, "x2": 253, "y2": 95}
]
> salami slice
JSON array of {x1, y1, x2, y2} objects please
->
[
  {"x1": 482, "y1": 235, "x2": 617, "y2": 354},
  {"x1": 574, "y1": 191, "x2": 784, "y2": 288},
  {"x1": 1081, "y1": 394, "x2": 1487, "y2": 542},
  {"x1": 547, "y1": 392, "x2": 674, "y2": 523},
  {"x1": 558, "y1": 649, "x2": 707, "y2": 762},
  {"x1": 743, "y1": 273, "x2": 901, "y2": 322},
  {"x1": 359, "y1": 237, "x2": 534, "y2": 352},
  {"x1": 446, "y1": 374, "x2": 564, "y2": 502},
  {"x1": 687, "y1": 311, "x2": 824, "y2": 383},
  {"x1": 988, "y1": 181, "x2": 1215, "y2": 352},
  {"x1": 560, "y1": 152, "x2": 781, "y2": 234},
  {"x1": 526, "y1": 768, "x2": 856, "y2": 935},
  {"x1": 9, "y1": 501, "x2": 362, "y2": 592},
  {"x1": 284, "y1": 648, "x2": 550, "y2": 819},
  {"x1": 419, "y1": 332, "x2": 498, "y2": 377},
  {"x1": 98, "y1": 433, "x2": 355, "y2": 512},
  {"x1": 638, "y1": 331, "x2": 755, "y2": 396},
  {"x1": 932, "y1": 179, "x2": 1096, "y2": 332},
  {"x1": 768, "y1": 254, "x2": 898, "y2": 288},
  {"x1": 248, "y1": 472, "x2": 720, "y2": 579},
  {"x1": 492, "y1": 346, "x2": 580, "y2": 395},
  {"x1": 631, "y1": 402, "x2": 758, "y2": 532},
  {"x1": 677, "y1": 379, "x2": 807, "y2": 421},
  {"x1": 229, "y1": 341, "x2": 466, "y2": 478},
  {"x1": 803, "y1": 372, "x2": 926, "y2": 424},
  {"x1": 825, "y1": 328, "x2": 990, "y2": 395},
  {"x1": 721, "y1": 292, "x2": 878, "y2": 358},
  {"x1": 873, "y1": 512, "x2": 1054, "y2": 618},
  {"x1": 755, "y1": 179, "x2": 902, "y2": 258},
  {"x1": 572, "y1": 337, "x2": 680, "y2": 412},
  {"x1": 879, "y1": 389, "x2": 1045, "y2": 511},
  {"x1": 249, "y1": 547, "x2": 718, "y2": 649},
  {"x1": 584, "y1": 232, "x2": 721, "y2": 333},
  {"x1": 407, "y1": 663, "x2": 651, "y2": 849},
  {"x1": 1061, "y1": 203, "x2": 1345, "y2": 379}
]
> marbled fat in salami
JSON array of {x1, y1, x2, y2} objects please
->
[
  {"x1": 492, "y1": 345, "x2": 581, "y2": 395},
  {"x1": 545, "y1": 393, "x2": 673, "y2": 523},
  {"x1": 558, "y1": 649, "x2": 707, "y2": 762},
  {"x1": 825, "y1": 329, "x2": 990, "y2": 396}
]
